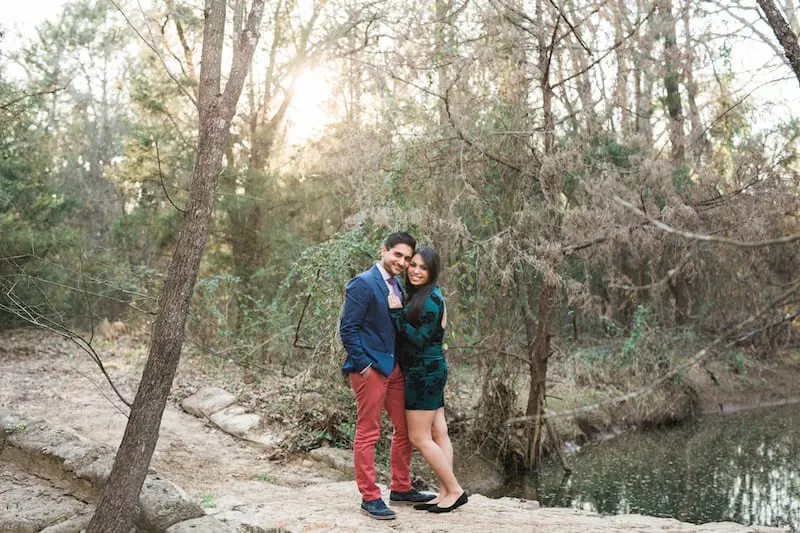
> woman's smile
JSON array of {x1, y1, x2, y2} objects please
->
[{"x1": 408, "y1": 254, "x2": 430, "y2": 286}]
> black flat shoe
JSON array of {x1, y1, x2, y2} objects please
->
[
  {"x1": 413, "y1": 502, "x2": 438, "y2": 511},
  {"x1": 427, "y1": 492, "x2": 468, "y2": 513}
]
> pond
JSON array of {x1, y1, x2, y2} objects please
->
[{"x1": 490, "y1": 404, "x2": 800, "y2": 531}]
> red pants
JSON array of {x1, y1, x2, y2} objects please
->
[{"x1": 349, "y1": 365, "x2": 412, "y2": 501}]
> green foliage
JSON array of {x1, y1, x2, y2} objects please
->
[
  {"x1": 260, "y1": 225, "x2": 386, "y2": 369},
  {"x1": 671, "y1": 165, "x2": 694, "y2": 196},
  {"x1": 187, "y1": 274, "x2": 241, "y2": 352},
  {"x1": 253, "y1": 472, "x2": 276, "y2": 483},
  {"x1": 562, "y1": 137, "x2": 638, "y2": 200},
  {"x1": 600, "y1": 315, "x2": 624, "y2": 338},
  {"x1": 621, "y1": 305, "x2": 653, "y2": 363},
  {"x1": 108, "y1": 207, "x2": 183, "y2": 265},
  {"x1": 583, "y1": 138, "x2": 636, "y2": 169},
  {"x1": 725, "y1": 350, "x2": 751, "y2": 374},
  {"x1": 199, "y1": 494, "x2": 216, "y2": 508},
  {"x1": 0, "y1": 77, "x2": 83, "y2": 328}
]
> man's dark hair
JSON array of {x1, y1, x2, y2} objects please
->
[{"x1": 384, "y1": 231, "x2": 416, "y2": 251}]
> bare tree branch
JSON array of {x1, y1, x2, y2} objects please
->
[
  {"x1": 613, "y1": 195, "x2": 800, "y2": 248},
  {"x1": 107, "y1": 0, "x2": 197, "y2": 108},
  {"x1": 443, "y1": 85, "x2": 523, "y2": 173},
  {"x1": 609, "y1": 252, "x2": 692, "y2": 291},
  {"x1": 0, "y1": 84, "x2": 68, "y2": 111},
  {"x1": 552, "y1": 7, "x2": 654, "y2": 89},
  {"x1": 155, "y1": 140, "x2": 186, "y2": 214},
  {"x1": 546, "y1": 0, "x2": 591, "y2": 55},
  {"x1": 0, "y1": 289, "x2": 132, "y2": 410}
]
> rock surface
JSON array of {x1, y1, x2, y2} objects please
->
[
  {"x1": 0, "y1": 462, "x2": 90, "y2": 533},
  {"x1": 308, "y1": 446, "x2": 355, "y2": 478},
  {"x1": 181, "y1": 387, "x2": 274, "y2": 450},
  {"x1": 0, "y1": 408, "x2": 230, "y2": 533},
  {"x1": 165, "y1": 516, "x2": 238, "y2": 533},
  {"x1": 181, "y1": 387, "x2": 237, "y2": 418},
  {"x1": 209, "y1": 405, "x2": 261, "y2": 438},
  {"x1": 210, "y1": 480, "x2": 784, "y2": 533}
]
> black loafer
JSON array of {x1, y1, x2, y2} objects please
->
[
  {"x1": 413, "y1": 502, "x2": 438, "y2": 511},
  {"x1": 427, "y1": 491, "x2": 468, "y2": 513},
  {"x1": 390, "y1": 488, "x2": 437, "y2": 504}
]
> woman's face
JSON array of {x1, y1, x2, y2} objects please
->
[{"x1": 407, "y1": 254, "x2": 430, "y2": 287}]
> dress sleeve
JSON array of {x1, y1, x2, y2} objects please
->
[{"x1": 389, "y1": 293, "x2": 443, "y2": 349}]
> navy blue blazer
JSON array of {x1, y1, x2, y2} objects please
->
[{"x1": 340, "y1": 265, "x2": 399, "y2": 377}]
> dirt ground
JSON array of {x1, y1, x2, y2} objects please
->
[
  {"x1": 0, "y1": 329, "x2": 347, "y2": 497},
  {"x1": 1, "y1": 328, "x2": 797, "y2": 532}
]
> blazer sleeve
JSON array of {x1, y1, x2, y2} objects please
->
[
  {"x1": 389, "y1": 295, "x2": 442, "y2": 349},
  {"x1": 339, "y1": 276, "x2": 371, "y2": 372}
]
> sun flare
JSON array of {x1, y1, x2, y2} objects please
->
[{"x1": 284, "y1": 68, "x2": 337, "y2": 146}]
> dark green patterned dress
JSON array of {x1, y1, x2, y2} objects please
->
[{"x1": 389, "y1": 286, "x2": 447, "y2": 410}]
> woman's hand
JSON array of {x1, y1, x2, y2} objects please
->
[{"x1": 388, "y1": 293, "x2": 403, "y2": 309}]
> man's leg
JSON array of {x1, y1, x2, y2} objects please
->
[
  {"x1": 384, "y1": 365, "x2": 412, "y2": 492},
  {"x1": 350, "y1": 370, "x2": 388, "y2": 501}
]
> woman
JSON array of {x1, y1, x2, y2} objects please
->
[{"x1": 388, "y1": 247, "x2": 468, "y2": 513}]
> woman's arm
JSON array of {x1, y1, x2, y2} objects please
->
[{"x1": 389, "y1": 293, "x2": 443, "y2": 348}]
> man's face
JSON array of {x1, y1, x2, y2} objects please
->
[{"x1": 381, "y1": 244, "x2": 413, "y2": 276}]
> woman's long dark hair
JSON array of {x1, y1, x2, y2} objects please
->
[{"x1": 405, "y1": 247, "x2": 441, "y2": 326}]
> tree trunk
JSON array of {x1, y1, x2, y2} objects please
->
[
  {"x1": 524, "y1": 279, "x2": 556, "y2": 467},
  {"x1": 86, "y1": 1, "x2": 265, "y2": 531},
  {"x1": 521, "y1": 0, "x2": 560, "y2": 471},
  {"x1": 682, "y1": 0, "x2": 706, "y2": 164},
  {"x1": 435, "y1": 0, "x2": 452, "y2": 126},
  {"x1": 758, "y1": 0, "x2": 800, "y2": 87},
  {"x1": 659, "y1": 0, "x2": 685, "y2": 166},
  {"x1": 611, "y1": 0, "x2": 630, "y2": 134},
  {"x1": 635, "y1": 0, "x2": 654, "y2": 145},
  {"x1": 657, "y1": 0, "x2": 692, "y2": 325}
]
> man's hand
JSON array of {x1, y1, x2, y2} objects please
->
[{"x1": 388, "y1": 293, "x2": 403, "y2": 309}]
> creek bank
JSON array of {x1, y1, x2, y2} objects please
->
[{"x1": 451, "y1": 350, "x2": 800, "y2": 494}]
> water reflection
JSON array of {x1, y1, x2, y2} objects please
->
[{"x1": 491, "y1": 404, "x2": 800, "y2": 530}]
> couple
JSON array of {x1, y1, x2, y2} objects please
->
[{"x1": 339, "y1": 231, "x2": 468, "y2": 520}]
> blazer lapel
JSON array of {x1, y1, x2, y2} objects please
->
[
  {"x1": 370, "y1": 265, "x2": 389, "y2": 297},
  {"x1": 370, "y1": 266, "x2": 395, "y2": 344}
]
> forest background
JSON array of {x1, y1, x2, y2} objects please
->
[{"x1": 2, "y1": 0, "x2": 800, "y2": 485}]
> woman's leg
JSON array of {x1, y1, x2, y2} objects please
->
[
  {"x1": 431, "y1": 407, "x2": 454, "y2": 496},
  {"x1": 407, "y1": 409, "x2": 464, "y2": 507}
]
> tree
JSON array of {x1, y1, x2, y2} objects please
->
[
  {"x1": 757, "y1": 0, "x2": 800, "y2": 87},
  {"x1": 13, "y1": 0, "x2": 133, "y2": 235},
  {"x1": 85, "y1": 0, "x2": 266, "y2": 530}
]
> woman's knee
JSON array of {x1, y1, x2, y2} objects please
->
[
  {"x1": 432, "y1": 418, "x2": 449, "y2": 441},
  {"x1": 408, "y1": 429, "x2": 430, "y2": 448}
]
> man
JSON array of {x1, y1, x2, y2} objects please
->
[{"x1": 339, "y1": 231, "x2": 436, "y2": 520}]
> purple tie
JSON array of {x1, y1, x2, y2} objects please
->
[{"x1": 387, "y1": 277, "x2": 402, "y2": 302}]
